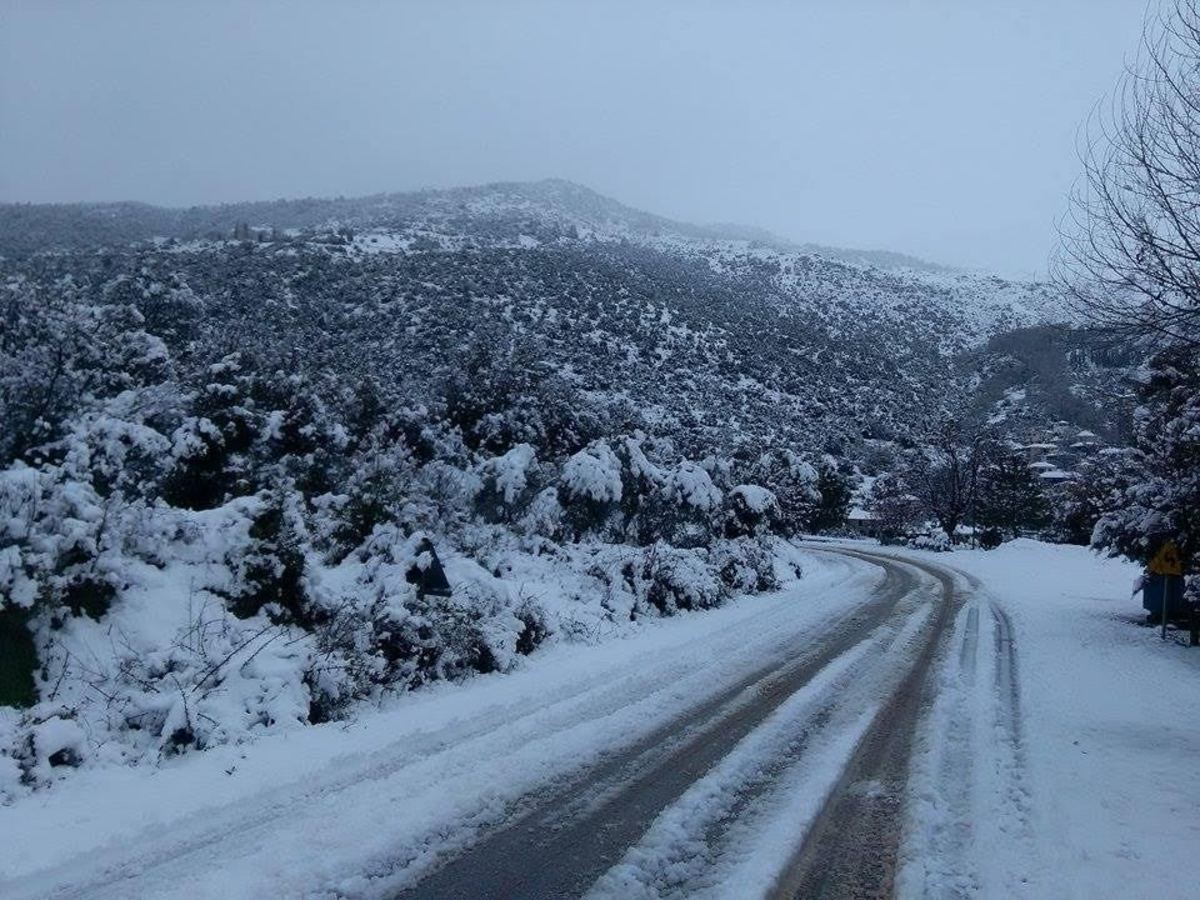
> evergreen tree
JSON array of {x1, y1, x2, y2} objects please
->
[
  {"x1": 975, "y1": 449, "x2": 1050, "y2": 540},
  {"x1": 1053, "y1": 451, "x2": 1136, "y2": 545},
  {"x1": 1093, "y1": 351, "x2": 1200, "y2": 569},
  {"x1": 808, "y1": 456, "x2": 854, "y2": 533},
  {"x1": 867, "y1": 472, "x2": 923, "y2": 540}
]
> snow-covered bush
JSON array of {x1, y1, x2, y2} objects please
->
[
  {"x1": 161, "y1": 354, "x2": 261, "y2": 510},
  {"x1": 98, "y1": 604, "x2": 313, "y2": 758},
  {"x1": 223, "y1": 487, "x2": 313, "y2": 623},
  {"x1": 0, "y1": 462, "x2": 124, "y2": 624},
  {"x1": 0, "y1": 278, "x2": 170, "y2": 466},
  {"x1": 744, "y1": 450, "x2": 820, "y2": 535},
  {"x1": 652, "y1": 461, "x2": 723, "y2": 548},
  {"x1": 304, "y1": 528, "x2": 536, "y2": 718},
  {"x1": 724, "y1": 485, "x2": 780, "y2": 537},
  {"x1": 559, "y1": 440, "x2": 624, "y2": 539},
  {"x1": 904, "y1": 530, "x2": 953, "y2": 552},
  {"x1": 586, "y1": 544, "x2": 726, "y2": 618},
  {"x1": 638, "y1": 544, "x2": 726, "y2": 614},
  {"x1": 475, "y1": 443, "x2": 541, "y2": 524},
  {"x1": 323, "y1": 442, "x2": 417, "y2": 560},
  {"x1": 520, "y1": 487, "x2": 565, "y2": 539},
  {"x1": 710, "y1": 537, "x2": 780, "y2": 594},
  {"x1": 610, "y1": 434, "x2": 667, "y2": 539}
]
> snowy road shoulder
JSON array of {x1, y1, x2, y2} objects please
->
[{"x1": 891, "y1": 539, "x2": 1200, "y2": 900}]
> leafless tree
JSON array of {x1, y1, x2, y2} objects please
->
[
  {"x1": 1055, "y1": 1, "x2": 1200, "y2": 347},
  {"x1": 910, "y1": 421, "x2": 995, "y2": 542}
]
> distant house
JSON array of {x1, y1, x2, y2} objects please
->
[
  {"x1": 1037, "y1": 468, "x2": 1077, "y2": 485},
  {"x1": 845, "y1": 508, "x2": 881, "y2": 538},
  {"x1": 1020, "y1": 442, "x2": 1059, "y2": 461}
]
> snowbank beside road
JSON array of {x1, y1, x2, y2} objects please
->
[{"x1": 902, "y1": 539, "x2": 1199, "y2": 900}]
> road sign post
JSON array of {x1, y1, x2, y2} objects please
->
[
  {"x1": 1163, "y1": 574, "x2": 1171, "y2": 640},
  {"x1": 1148, "y1": 541, "x2": 1185, "y2": 641}
]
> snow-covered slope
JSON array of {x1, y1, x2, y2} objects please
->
[{"x1": 0, "y1": 180, "x2": 1089, "y2": 457}]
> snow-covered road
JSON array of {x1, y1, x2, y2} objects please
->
[
  {"x1": 3, "y1": 541, "x2": 1193, "y2": 899},
  {"x1": 0, "y1": 547, "x2": 945, "y2": 898}
]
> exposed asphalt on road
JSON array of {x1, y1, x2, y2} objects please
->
[{"x1": 398, "y1": 547, "x2": 964, "y2": 900}]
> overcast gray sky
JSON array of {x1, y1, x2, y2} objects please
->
[{"x1": 1, "y1": 1, "x2": 1150, "y2": 275}]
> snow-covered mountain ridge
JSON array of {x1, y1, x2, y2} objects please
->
[{"x1": 0, "y1": 179, "x2": 1106, "y2": 452}]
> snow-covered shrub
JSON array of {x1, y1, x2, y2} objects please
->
[
  {"x1": 520, "y1": 487, "x2": 565, "y2": 539},
  {"x1": 475, "y1": 443, "x2": 541, "y2": 524},
  {"x1": 744, "y1": 450, "x2": 820, "y2": 535},
  {"x1": 305, "y1": 528, "x2": 532, "y2": 713},
  {"x1": 513, "y1": 596, "x2": 553, "y2": 655},
  {"x1": 261, "y1": 374, "x2": 351, "y2": 497},
  {"x1": 161, "y1": 354, "x2": 261, "y2": 510},
  {"x1": 223, "y1": 487, "x2": 313, "y2": 623},
  {"x1": 103, "y1": 608, "x2": 312, "y2": 757},
  {"x1": 441, "y1": 336, "x2": 606, "y2": 457},
  {"x1": 637, "y1": 544, "x2": 727, "y2": 614},
  {"x1": 0, "y1": 278, "x2": 170, "y2": 466},
  {"x1": 0, "y1": 462, "x2": 124, "y2": 624},
  {"x1": 50, "y1": 398, "x2": 173, "y2": 501},
  {"x1": 904, "y1": 530, "x2": 952, "y2": 552},
  {"x1": 657, "y1": 461, "x2": 723, "y2": 548},
  {"x1": 710, "y1": 537, "x2": 780, "y2": 594},
  {"x1": 2, "y1": 711, "x2": 90, "y2": 791},
  {"x1": 323, "y1": 442, "x2": 417, "y2": 560},
  {"x1": 724, "y1": 485, "x2": 780, "y2": 537},
  {"x1": 611, "y1": 434, "x2": 666, "y2": 541},
  {"x1": 32, "y1": 715, "x2": 87, "y2": 772},
  {"x1": 559, "y1": 440, "x2": 624, "y2": 539}
]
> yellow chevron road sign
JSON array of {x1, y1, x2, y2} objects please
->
[{"x1": 1149, "y1": 541, "x2": 1184, "y2": 577}]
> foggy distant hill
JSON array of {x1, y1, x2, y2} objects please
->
[
  {"x1": 0, "y1": 177, "x2": 1127, "y2": 454},
  {"x1": 0, "y1": 178, "x2": 947, "y2": 272}
]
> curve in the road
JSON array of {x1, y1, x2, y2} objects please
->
[
  {"x1": 768, "y1": 548, "x2": 961, "y2": 900},
  {"x1": 396, "y1": 548, "x2": 960, "y2": 900}
]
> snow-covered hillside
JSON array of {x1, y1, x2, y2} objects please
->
[{"x1": 0, "y1": 180, "x2": 1110, "y2": 455}]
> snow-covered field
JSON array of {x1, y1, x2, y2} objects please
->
[{"x1": 895, "y1": 539, "x2": 1199, "y2": 900}]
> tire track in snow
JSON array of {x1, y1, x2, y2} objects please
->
[
  {"x1": 587, "y1": 593, "x2": 938, "y2": 900},
  {"x1": 380, "y1": 553, "x2": 927, "y2": 899},
  {"x1": 986, "y1": 602, "x2": 1035, "y2": 893},
  {"x1": 768, "y1": 550, "x2": 960, "y2": 900},
  {"x1": 894, "y1": 559, "x2": 1037, "y2": 899},
  {"x1": 897, "y1": 597, "x2": 983, "y2": 898}
]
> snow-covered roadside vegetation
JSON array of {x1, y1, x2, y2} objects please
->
[
  {"x1": 0, "y1": 552, "x2": 877, "y2": 899},
  {"x1": 0, "y1": 274, "x2": 843, "y2": 801}
]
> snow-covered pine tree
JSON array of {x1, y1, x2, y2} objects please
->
[
  {"x1": 1093, "y1": 352, "x2": 1200, "y2": 575},
  {"x1": 975, "y1": 448, "x2": 1050, "y2": 541}
]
